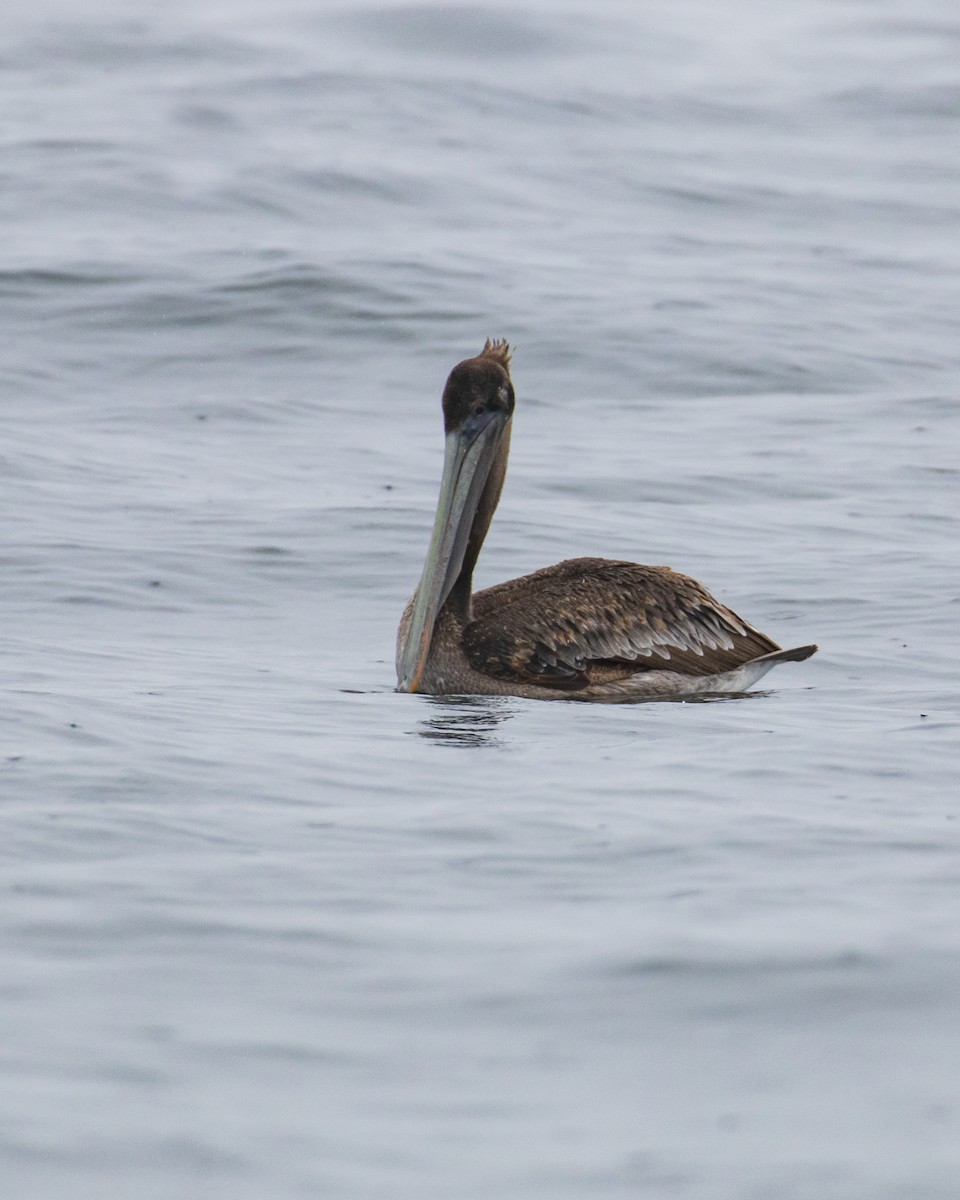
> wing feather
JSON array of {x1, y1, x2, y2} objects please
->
[{"x1": 466, "y1": 558, "x2": 779, "y2": 688}]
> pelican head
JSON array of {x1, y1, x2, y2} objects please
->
[{"x1": 397, "y1": 340, "x2": 515, "y2": 693}]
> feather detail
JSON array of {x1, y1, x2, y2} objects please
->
[
  {"x1": 479, "y1": 338, "x2": 512, "y2": 369},
  {"x1": 465, "y1": 557, "x2": 779, "y2": 688}
]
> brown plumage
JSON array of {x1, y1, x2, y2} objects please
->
[
  {"x1": 396, "y1": 341, "x2": 817, "y2": 701},
  {"x1": 467, "y1": 559, "x2": 781, "y2": 686}
]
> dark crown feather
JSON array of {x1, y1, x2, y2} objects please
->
[{"x1": 479, "y1": 338, "x2": 512, "y2": 370}]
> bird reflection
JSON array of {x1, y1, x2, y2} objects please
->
[{"x1": 414, "y1": 695, "x2": 514, "y2": 747}]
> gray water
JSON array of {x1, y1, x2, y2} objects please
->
[{"x1": 3, "y1": 0, "x2": 960, "y2": 1196}]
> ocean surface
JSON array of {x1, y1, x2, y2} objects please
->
[{"x1": 2, "y1": 0, "x2": 960, "y2": 1196}]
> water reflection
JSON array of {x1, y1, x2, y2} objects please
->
[
  {"x1": 411, "y1": 689, "x2": 765, "y2": 747},
  {"x1": 414, "y1": 695, "x2": 515, "y2": 748}
]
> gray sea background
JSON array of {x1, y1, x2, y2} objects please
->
[{"x1": 2, "y1": 0, "x2": 960, "y2": 1197}]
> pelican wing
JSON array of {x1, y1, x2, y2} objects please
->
[{"x1": 465, "y1": 557, "x2": 780, "y2": 688}]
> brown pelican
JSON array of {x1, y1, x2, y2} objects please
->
[{"x1": 397, "y1": 340, "x2": 817, "y2": 700}]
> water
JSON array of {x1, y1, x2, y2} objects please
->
[{"x1": 2, "y1": 0, "x2": 959, "y2": 1196}]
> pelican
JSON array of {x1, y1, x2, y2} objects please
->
[{"x1": 396, "y1": 340, "x2": 817, "y2": 700}]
